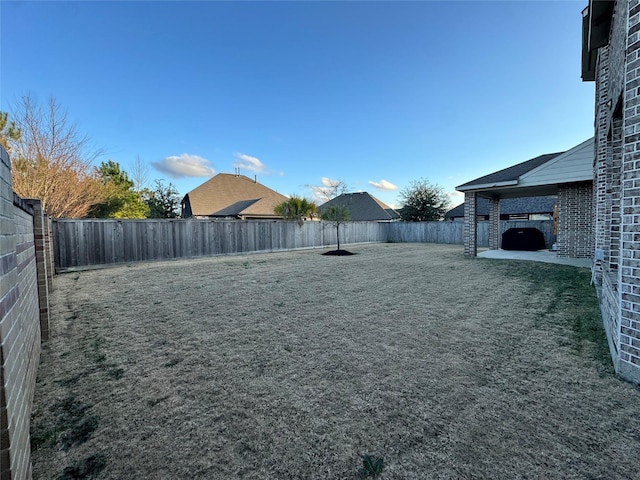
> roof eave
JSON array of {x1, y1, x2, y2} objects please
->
[
  {"x1": 581, "y1": 1, "x2": 615, "y2": 82},
  {"x1": 456, "y1": 180, "x2": 518, "y2": 192}
]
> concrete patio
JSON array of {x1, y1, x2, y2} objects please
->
[{"x1": 478, "y1": 249, "x2": 591, "y2": 268}]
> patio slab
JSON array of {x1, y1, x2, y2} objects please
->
[{"x1": 478, "y1": 249, "x2": 591, "y2": 268}]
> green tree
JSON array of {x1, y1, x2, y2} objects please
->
[
  {"x1": 144, "y1": 180, "x2": 181, "y2": 218},
  {"x1": 90, "y1": 160, "x2": 149, "y2": 218},
  {"x1": 398, "y1": 178, "x2": 449, "y2": 222},
  {"x1": 320, "y1": 205, "x2": 350, "y2": 251},
  {"x1": 0, "y1": 111, "x2": 21, "y2": 152},
  {"x1": 274, "y1": 195, "x2": 317, "y2": 226}
]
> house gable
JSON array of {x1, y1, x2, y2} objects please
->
[{"x1": 518, "y1": 138, "x2": 594, "y2": 187}]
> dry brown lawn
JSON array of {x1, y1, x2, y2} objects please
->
[{"x1": 31, "y1": 243, "x2": 640, "y2": 479}]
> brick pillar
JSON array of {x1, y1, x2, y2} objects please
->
[
  {"x1": 488, "y1": 197, "x2": 500, "y2": 250},
  {"x1": 25, "y1": 199, "x2": 50, "y2": 341},
  {"x1": 556, "y1": 183, "x2": 593, "y2": 258},
  {"x1": 463, "y1": 192, "x2": 477, "y2": 256}
]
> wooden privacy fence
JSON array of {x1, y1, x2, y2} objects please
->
[
  {"x1": 52, "y1": 219, "x2": 389, "y2": 272},
  {"x1": 52, "y1": 218, "x2": 555, "y2": 272}
]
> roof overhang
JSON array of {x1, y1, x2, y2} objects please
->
[
  {"x1": 457, "y1": 180, "x2": 518, "y2": 192},
  {"x1": 582, "y1": 1, "x2": 615, "y2": 82}
]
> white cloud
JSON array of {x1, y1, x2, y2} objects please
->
[
  {"x1": 233, "y1": 153, "x2": 267, "y2": 173},
  {"x1": 446, "y1": 190, "x2": 464, "y2": 207},
  {"x1": 368, "y1": 179, "x2": 398, "y2": 191},
  {"x1": 320, "y1": 177, "x2": 338, "y2": 187},
  {"x1": 152, "y1": 153, "x2": 215, "y2": 178}
]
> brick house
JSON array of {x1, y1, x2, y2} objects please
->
[
  {"x1": 582, "y1": 0, "x2": 640, "y2": 384},
  {"x1": 458, "y1": 137, "x2": 594, "y2": 258}
]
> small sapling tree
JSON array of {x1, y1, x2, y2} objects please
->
[{"x1": 321, "y1": 204, "x2": 350, "y2": 252}]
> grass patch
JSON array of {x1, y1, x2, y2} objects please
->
[
  {"x1": 490, "y1": 260, "x2": 613, "y2": 373},
  {"x1": 52, "y1": 397, "x2": 99, "y2": 451},
  {"x1": 360, "y1": 454, "x2": 384, "y2": 477},
  {"x1": 31, "y1": 244, "x2": 640, "y2": 479},
  {"x1": 58, "y1": 454, "x2": 106, "y2": 480}
]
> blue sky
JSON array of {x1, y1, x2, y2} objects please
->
[{"x1": 1, "y1": 0, "x2": 594, "y2": 209}]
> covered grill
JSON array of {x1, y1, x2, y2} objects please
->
[{"x1": 501, "y1": 227, "x2": 546, "y2": 251}]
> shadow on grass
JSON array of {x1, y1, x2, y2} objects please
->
[{"x1": 485, "y1": 259, "x2": 614, "y2": 375}]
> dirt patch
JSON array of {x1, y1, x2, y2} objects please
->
[{"x1": 31, "y1": 243, "x2": 640, "y2": 479}]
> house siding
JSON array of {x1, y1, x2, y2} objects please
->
[
  {"x1": 592, "y1": 0, "x2": 640, "y2": 384},
  {"x1": 518, "y1": 139, "x2": 594, "y2": 187}
]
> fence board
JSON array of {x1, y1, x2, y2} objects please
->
[{"x1": 52, "y1": 219, "x2": 555, "y2": 272}]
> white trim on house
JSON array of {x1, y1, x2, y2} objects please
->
[
  {"x1": 456, "y1": 180, "x2": 518, "y2": 191},
  {"x1": 518, "y1": 138, "x2": 594, "y2": 187}
]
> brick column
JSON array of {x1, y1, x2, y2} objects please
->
[
  {"x1": 463, "y1": 192, "x2": 477, "y2": 256},
  {"x1": 488, "y1": 197, "x2": 500, "y2": 250},
  {"x1": 25, "y1": 199, "x2": 50, "y2": 341},
  {"x1": 556, "y1": 183, "x2": 593, "y2": 258}
]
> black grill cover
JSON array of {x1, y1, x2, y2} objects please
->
[{"x1": 501, "y1": 228, "x2": 546, "y2": 251}]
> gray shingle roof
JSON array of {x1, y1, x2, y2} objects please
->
[
  {"x1": 445, "y1": 196, "x2": 557, "y2": 218},
  {"x1": 318, "y1": 192, "x2": 400, "y2": 221},
  {"x1": 457, "y1": 153, "x2": 563, "y2": 190}
]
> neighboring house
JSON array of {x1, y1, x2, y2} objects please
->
[
  {"x1": 445, "y1": 196, "x2": 557, "y2": 221},
  {"x1": 457, "y1": 137, "x2": 594, "y2": 259},
  {"x1": 582, "y1": 0, "x2": 640, "y2": 383},
  {"x1": 317, "y1": 192, "x2": 400, "y2": 221},
  {"x1": 181, "y1": 173, "x2": 288, "y2": 219}
]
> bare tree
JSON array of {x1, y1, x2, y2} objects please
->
[
  {"x1": 308, "y1": 177, "x2": 348, "y2": 203},
  {"x1": 9, "y1": 95, "x2": 107, "y2": 217},
  {"x1": 130, "y1": 155, "x2": 150, "y2": 193}
]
